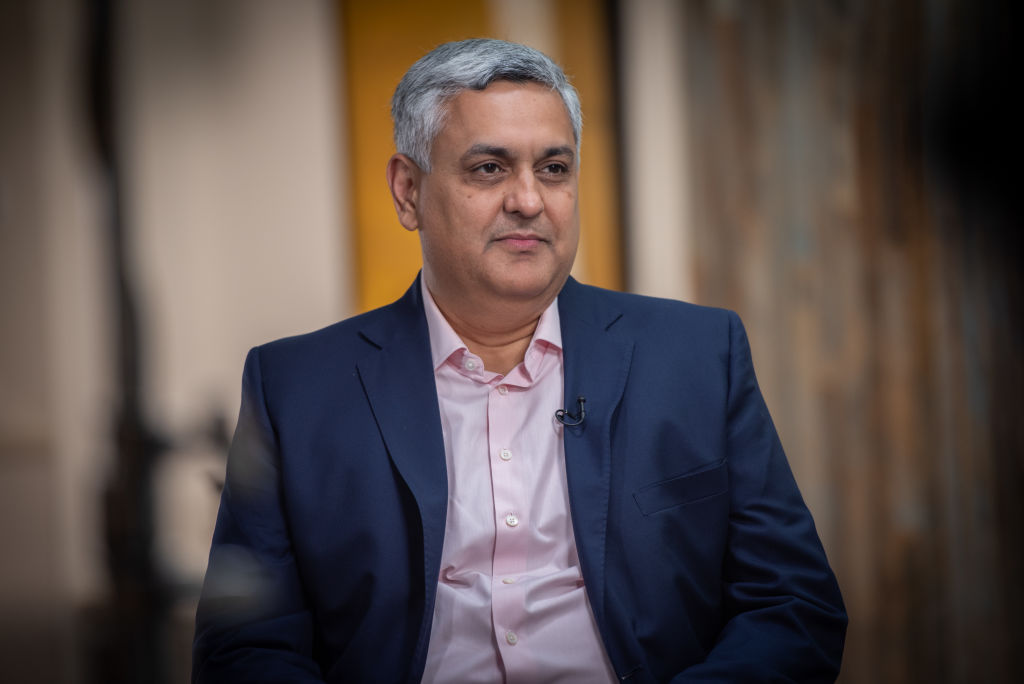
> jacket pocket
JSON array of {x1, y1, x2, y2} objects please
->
[{"x1": 632, "y1": 460, "x2": 728, "y2": 516}]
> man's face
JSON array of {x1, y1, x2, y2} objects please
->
[{"x1": 412, "y1": 80, "x2": 579, "y2": 310}]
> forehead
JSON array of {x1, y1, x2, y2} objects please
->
[{"x1": 436, "y1": 81, "x2": 574, "y2": 151}]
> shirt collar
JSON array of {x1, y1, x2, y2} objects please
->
[
  {"x1": 422, "y1": 280, "x2": 467, "y2": 371},
  {"x1": 421, "y1": 279, "x2": 562, "y2": 373}
]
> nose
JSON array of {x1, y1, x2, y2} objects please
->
[{"x1": 503, "y1": 170, "x2": 544, "y2": 218}]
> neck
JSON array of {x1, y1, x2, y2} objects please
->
[{"x1": 426, "y1": 285, "x2": 553, "y2": 375}]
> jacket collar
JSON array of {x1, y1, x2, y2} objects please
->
[
  {"x1": 557, "y1": 277, "x2": 635, "y2": 635},
  {"x1": 355, "y1": 275, "x2": 447, "y2": 680}
]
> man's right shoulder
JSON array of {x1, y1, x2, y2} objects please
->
[{"x1": 249, "y1": 294, "x2": 422, "y2": 380}]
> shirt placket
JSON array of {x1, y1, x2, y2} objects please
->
[{"x1": 488, "y1": 373, "x2": 534, "y2": 681}]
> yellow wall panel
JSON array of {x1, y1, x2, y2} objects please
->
[
  {"x1": 340, "y1": 0, "x2": 490, "y2": 311},
  {"x1": 555, "y1": 0, "x2": 623, "y2": 291}
]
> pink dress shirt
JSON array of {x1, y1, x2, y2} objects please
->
[{"x1": 419, "y1": 283, "x2": 618, "y2": 684}]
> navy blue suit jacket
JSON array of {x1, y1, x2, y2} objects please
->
[{"x1": 193, "y1": 277, "x2": 846, "y2": 683}]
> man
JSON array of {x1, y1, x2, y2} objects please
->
[{"x1": 193, "y1": 39, "x2": 846, "y2": 683}]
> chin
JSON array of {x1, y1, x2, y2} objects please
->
[{"x1": 490, "y1": 272, "x2": 567, "y2": 303}]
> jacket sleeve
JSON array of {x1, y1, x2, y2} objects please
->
[
  {"x1": 675, "y1": 312, "x2": 847, "y2": 683},
  {"x1": 192, "y1": 347, "x2": 326, "y2": 683}
]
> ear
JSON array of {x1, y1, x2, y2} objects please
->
[{"x1": 386, "y1": 153, "x2": 422, "y2": 231}]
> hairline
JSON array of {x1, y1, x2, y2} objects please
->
[
  {"x1": 391, "y1": 39, "x2": 583, "y2": 172},
  {"x1": 427, "y1": 79, "x2": 579, "y2": 169}
]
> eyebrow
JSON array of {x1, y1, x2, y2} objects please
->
[
  {"x1": 542, "y1": 146, "x2": 576, "y2": 162},
  {"x1": 460, "y1": 144, "x2": 576, "y2": 164}
]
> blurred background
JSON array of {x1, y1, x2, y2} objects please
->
[{"x1": 0, "y1": 0, "x2": 1019, "y2": 682}]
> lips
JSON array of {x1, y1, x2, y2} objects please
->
[{"x1": 494, "y1": 232, "x2": 547, "y2": 249}]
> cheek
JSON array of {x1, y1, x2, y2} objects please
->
[
  {"x1": 548, "y1": 191, "x2": 579, "y2": 227},
  {"x1": 458, "y1": 197, "x2": 504, "y2": 230}
]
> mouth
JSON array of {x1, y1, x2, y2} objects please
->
[{"x1": 494, "y1": 233, "x2": 547, "y2": 250}]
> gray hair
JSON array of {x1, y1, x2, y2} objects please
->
[{"x1": 391, "y1": 38, "x2": 582, "y2": 171}]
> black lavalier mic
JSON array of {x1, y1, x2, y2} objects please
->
[{"x1": 555, "y1": 395, "x2": 586, "y2": 427}]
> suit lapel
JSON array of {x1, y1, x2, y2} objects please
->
[
  {"x1": 354, "y1": 278, "x2": 447, "y2": 674},
  {"x1": 558, "y1": 278, "x2": 634, "y2": 628}
]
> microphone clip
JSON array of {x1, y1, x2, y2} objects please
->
[{"x1": 555, "y1": 395, "x2": 586, "y2": 427}]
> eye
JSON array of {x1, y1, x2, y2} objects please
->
[
  {"x1": 475, "y1": 162, "x2": 502, "y2": 175},
  {"x1": 539, "y1": 162, "x2": 570, "y2": 177}
]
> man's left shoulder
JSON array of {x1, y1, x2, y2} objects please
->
[{"x1": 559, "y1": 278, "x2": 737, "y2": 338}]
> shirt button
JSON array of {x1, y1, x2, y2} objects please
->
[
  {"x1": 502, "y1": 577, "x2": 516, "y2": 584},
  {"x1": 497, "y1": 385, "x2": 509, "y2": 395},
  {"x1": 504, "y1": 513, "x2": 520, "y2": 528},
  {"x1": 499, "y1": 448, "x2": 512, "y2": 461},
  {"x1": 464, "y1": 358, "x2": 478, "y2": 371},
  {"x1": 505, "y1": 630, "x2": 519, "y2": 645}
]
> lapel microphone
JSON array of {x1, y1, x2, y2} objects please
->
[{"x1": 555, "y1": 395, "x2": 586, "y2": 427}]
